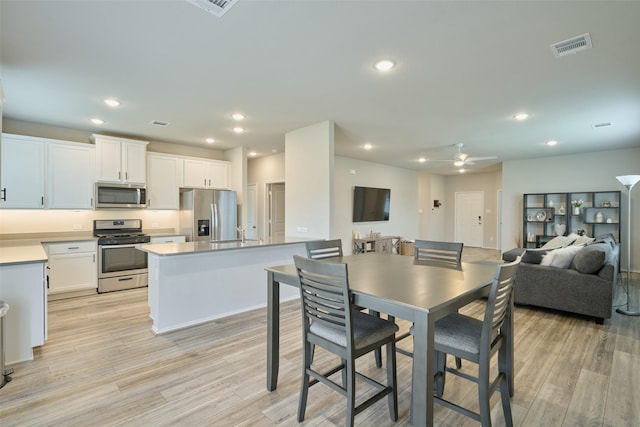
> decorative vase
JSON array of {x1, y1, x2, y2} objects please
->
[
  {"x1": 554, "y1": 223, "x2": 566, "y2": 236},
  {"x1": 595, "y1": 212, "x2": 604, "y2": 223},
  {"x1": 558, "y1": 203, "x2": 565, "y2": 215},
  {"x1": 573, "y1": 206, "x2": 581, "y2": 215}
]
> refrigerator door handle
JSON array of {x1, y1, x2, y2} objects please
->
[{"x1": 211, "y1": 203, "x2": 216, "y2": 240}]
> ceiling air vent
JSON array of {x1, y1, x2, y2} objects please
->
[
  {"x1": 185, "y1": 0, "x2": 239, "y2": 17},
  {"x1": 150, "y1": 120, "x2": 170, "y2": 127},
  {"x1": 551, "y1": 33, "x2": 593, "y2": 58}
]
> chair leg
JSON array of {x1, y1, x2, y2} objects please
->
[
  {"x1": 370, "y1": 310, "x2": 383, "y2": 368},
  {"x1": 386, "y1": 341, "x2": 398, "y2": 421},
  {"x1": 346, "y1": 358, "x2": 356, "y2": 427},
  {"x1": 298, "y1": 341, "x2": 311, "y2": 422},
  {"x1": 455, "y1": 356, "x2": 462, "y2": 369},
  {"x1": 341, "y1": 358, "x2": 348, "y2": 387},
  {"x1": 478, "y1": 359, "x2": 492, "y2": 427},
  {"x1": 435, "y1": 351, "x2": 447, "y2": 397},
  {"x1": 499, "y1": 374, "x2": 513, "y2": 427}
]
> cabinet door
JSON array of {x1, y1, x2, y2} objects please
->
[
  {"x1": 47, "y1": 142, "x2": 95, "y2": 209},
  {"x1": 150, "y1": 235, "x2": 186, "y2": 244},
  {"x1": 147, "y1": 154, "x2": 179, "y2": 209},
  {"x1": 183, "y1": 159, "x2": 208, "y2": 188},
  {"x1": 207, "y1": 161, "x2": 230, "y2": 189},
  {"x1": 95, "y1": 137, "x2": 122, "y2": 182},
  {"x1": 0, "y1": 135, "x2": 45, "y2": 208},
  {"x1": 48, "y1": 252, "x2": 97, "y2": 294},
  {"x1": 123, "y1": 141, "x2": 147, "y2": 184}
]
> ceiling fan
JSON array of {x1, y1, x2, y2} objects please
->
[{"x1": 429, "y1": 143, "x2": 498, "y2": 167}]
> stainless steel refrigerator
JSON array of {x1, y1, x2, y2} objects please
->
[{"x1": 179, "y1": 189, "x2": 238, "y2": 242}]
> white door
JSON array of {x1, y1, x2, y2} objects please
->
[
  {"x1": 268, "y1": 183, "x2": 285, "y2": 243},
  {"x1": 246, "y1": 183, "x2": 258, "y2": 240},
  {"x1": 455, "y1": 191, "x2": 484, "y2": 248}
]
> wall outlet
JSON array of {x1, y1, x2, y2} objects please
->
[
  {"x1": 297, "y1": 226, "x2": 308, "y2": 233},
  {"x1": 72, "y1": 224, "x2": 82, "y2": 230}
]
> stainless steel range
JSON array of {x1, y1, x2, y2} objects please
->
[{"x1": 94, "y1": 219, "x2": 150, "y2": 293}]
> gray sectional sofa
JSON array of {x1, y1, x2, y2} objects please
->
[{"x1": 502, "y1": 234, "x2": 619, "y2": 323}]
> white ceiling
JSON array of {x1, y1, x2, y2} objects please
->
[{"x1": 1, "y1": 0, "x2": 640, "y2": 175}]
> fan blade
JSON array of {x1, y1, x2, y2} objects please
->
[{"x1": 466, "y1": 156, "x2": 498, "y2": 162}]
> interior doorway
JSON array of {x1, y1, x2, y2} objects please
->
[
  {"x1": 455, "y1": 191, "x2": 484, "y2": 247},
  {"x1": 267, "y1": 182, "x2": 285, "y2": 243}
]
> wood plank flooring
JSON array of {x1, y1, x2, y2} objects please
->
[{"x1": 1, "y1": 248, "x2": 638, "y2": 426}]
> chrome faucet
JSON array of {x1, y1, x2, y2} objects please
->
[{"x1": 236, "y1": 227, "x2": 245, "y2": 243}]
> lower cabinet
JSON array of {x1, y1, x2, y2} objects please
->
[{"x1": 44, "y1": 241, "x2": 97, "y2": 298}]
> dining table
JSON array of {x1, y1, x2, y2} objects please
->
[{"x1": 264, "y1": 252, "x2": 513, "y2": 427}]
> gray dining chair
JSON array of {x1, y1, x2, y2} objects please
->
[
  {"x1": 293, "y1": 255, "x2": 399, "y2": 427},
  {"x1": 414, "y1": 239, "x2": 464, "y2": 264},
  {"x1": 305, "y1": 239, "x2": 383, "y2": 368},
  {"x1": 396, "y1": 240, "x2": 465, "y2": 368},
  {"x1": 431, "y1": 257, "x2": 520, "y2": 427}
]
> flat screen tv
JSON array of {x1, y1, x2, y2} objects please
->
[{"x1": 352, "y1": 186, "x2": 390, "y2": 222}]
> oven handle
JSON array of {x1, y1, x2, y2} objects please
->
[{"x1": 99, "y1": 243, "x2": 143, "y2": 249}]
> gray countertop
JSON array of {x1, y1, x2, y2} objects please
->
[{"x1": 137, "y1": 237, "x2": 319, "y2": 256}]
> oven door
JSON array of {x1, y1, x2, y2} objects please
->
[{"x1": 98, "y1": 244, "x2": 148, "y2": 279}]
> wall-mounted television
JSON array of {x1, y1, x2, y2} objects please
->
[{"x1": 352, "y1": 186, "x2": 390, "y2": 222}]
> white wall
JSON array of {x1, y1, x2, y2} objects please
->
[
  {"x1": 502, "y1": 147, "x2": 640, "y2": 271},
  {"x1": 284, "y1": 121, "x2": 334, "y2": 239},
  {"x1": 334, "y1": 156, "x2": 419, "y2": 254}
]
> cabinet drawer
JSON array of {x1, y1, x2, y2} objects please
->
[
  {"x1": 45, "y1": 241, "x2": 96, "y2": 255},
  {"x1": 150, "y1": 235, "x2": 186, "y2": 244}
]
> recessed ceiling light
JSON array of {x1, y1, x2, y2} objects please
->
[
  {"x1": 418, "y1": 157, "x2": 426, "y2": 163},
  {"x1": 232, "y1": 113, "x2": 245, "y2": 121},
  {"x1": 546, "y1": 140, "x2": 558, "y2": 146},
  {"x1": 514, "y1": 112, "x2": 529, "y2": 121},
  {"x1": 272, "y1": 149, "x2": 278, "y2": 153},
  {"x1": 248, "y1": 151, "x2": 257, "y2": 157},
  {"x1": 233, "y1": 127, "x2": 244, "y2": 134},
  {"x1": 459, "y1": 169, "x2": 466, "y2": 173},
  {"x1": 374, "y1": 60, "x2": 395, "y2": 72},
  {"x1": 103, "y1": 98, "x2": 120, "y2": 107},
  {"x1": 90, "y1": 118, "x2": 104, "y2": 125},
  {"x1": 363, "y1": 143, "x2": 373, "y2": 150},
  {"x1": 206, "y1": 138, "x2": 215, "y2": 144}
]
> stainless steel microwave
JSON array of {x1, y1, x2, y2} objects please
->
[{"x1": 95, "y1": 183, "x2": 147, "y2": 209}]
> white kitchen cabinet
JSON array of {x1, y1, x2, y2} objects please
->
[
  {"x1": 147, "y1": 153, "x2": 180, "y2": 209},
  {"x1": 149, "y1": 235, "x2": 186, "y2": 244},
  {"x1": 47, "y1": 141, "x2": 95, "y2": 209},
  {"x1": 92, "y1": 134, "x2": 148, "y2": 184},
  {"x1": 0, "y1": 261, "x2": 47, "y2": 364},
  {"x1": 44, "y1": 241, "x2": 97, "y2": 296},
  {"x1": 183, "y1": 158, "x2": 230, "y2": 189},
  {"x1": 0, "y1": 134, "x2": 46, "y2": 209}
]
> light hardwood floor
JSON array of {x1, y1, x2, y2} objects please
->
[{"x1": 1, "y1": 248, "x2": 638, "y2": 426}]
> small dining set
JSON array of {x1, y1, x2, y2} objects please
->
[{"x1": 265, "y1": 239, "x2": 521, "y2": 427}]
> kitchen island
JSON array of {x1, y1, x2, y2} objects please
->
[{"x1": 137, "y1": 238, "x2": 315, "y2": 334}]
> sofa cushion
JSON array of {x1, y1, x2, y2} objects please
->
[
  {"x1": 541, "y1": 245, "x2": 583, "y2": 268},
  {"x1": 503, "y1": 247, "x2": 526, "y2": 262},
  {"x1": 521, "y1": 248, "x2": 547, "y2": 264},
  {"x1": 572, "y1": 243, "x2": 611, "y2": 274},
  {"x1": 541, "y1": 235, "x2": 577, "y2": 250}
]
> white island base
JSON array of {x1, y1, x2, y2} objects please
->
[{"x1": 143, "y1": 240, "x2": 307, "y2": 334}]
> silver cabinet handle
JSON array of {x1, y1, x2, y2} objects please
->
[
  {"x1": 1, "y1": 188, "x2": 6, "y2": 201},
  {"x1": 68, "y1": 246, "x2": 80, "y2": 250}
]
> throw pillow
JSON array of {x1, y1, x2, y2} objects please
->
[
  {"x1": 572, "y1": 243, "x2": 610, "y2": 274},
  {"x1": 547, "y1": 245, "x2": 583, "y2": 269},
  {"x1": 540, "y1": 249, "x2": 557, "y2": 266},
  {"x1": 541, "y1": 235, "x2": 577, "y2": 250},
  {"x1": 593, "y1": 233, "x2": 616, "y2": 249},
  {"x1": 572, "y1": 235, "x2": 595, "y2": 246},
  {"x1": 522, "y1": 248, "x2": 547, "y2": 264}
]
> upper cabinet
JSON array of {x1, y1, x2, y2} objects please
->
[
  {"x1": 183, "y1": 158, "x2": 230, "y2": 189},
  {"x1": 47, "y1": 141, "x2": 95, "y2": 209},
  {"x1": 147, "y1": 153, "x2": 180, "y2": 210},
  {"x1": 1, "y1": 134, "x2": 46, "y2": 209},
  {"x1": 91, "y1": 134, "x2": 148, "y2": 184}
]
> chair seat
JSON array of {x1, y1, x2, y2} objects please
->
[
  {"x1": 310, "y1": 310, "x2": 399, "y2": 350},
  {"x1": 434, "y1": 313, "x2": 483, "y2": 355}
]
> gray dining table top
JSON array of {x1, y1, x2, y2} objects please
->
[{"x1": 266, "y1": 252, "x2": 499, "y2": 316}]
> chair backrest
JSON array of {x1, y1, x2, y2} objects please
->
[
  {"x1": 305, "y1": 239, "x2": 343, "y2": 260},
  {"x1": 414, "y1": 240, "x2": 463, "y2": 264},
  {"x1": 481, "y1": 257, "x2": 521, "y2": 350},
  {"x1": 293, "y1": 255, "x2": 354, "y2": 348}
]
